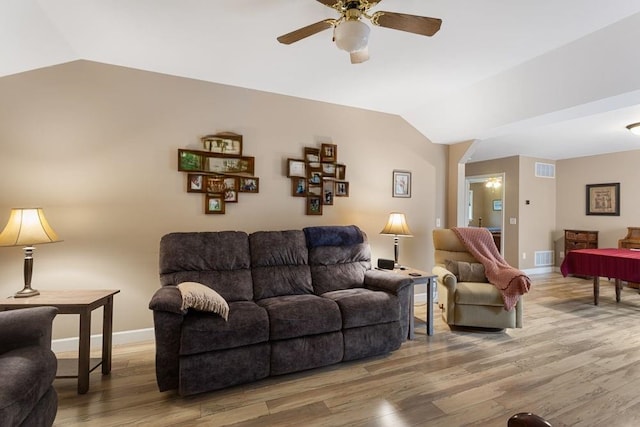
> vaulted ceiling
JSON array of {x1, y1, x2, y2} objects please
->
[{"x1": 4, "y1": 1, "x2": 640, "y2": 162}]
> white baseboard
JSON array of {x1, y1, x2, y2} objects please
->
[{"x1": 52, "y1": 327, "x2": 155, "y2": 353}]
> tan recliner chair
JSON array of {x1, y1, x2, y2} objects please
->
[{"x1": 432, "y1": 229, "x2": 523, "y2": 329}]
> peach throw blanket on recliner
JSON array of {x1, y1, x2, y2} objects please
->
[{"x1": 452, "y1": 227, "x2": 531, "y2": 311}]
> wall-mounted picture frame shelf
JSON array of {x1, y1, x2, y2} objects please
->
[
  {"x1": 178, "y1": 132, "x2": 259, "y2": 215},
  {"x1": 286, "y1": 142, "x2": 349, "y2": 215}
]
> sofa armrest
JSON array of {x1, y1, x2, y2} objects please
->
[
  {"x1": 0, "y1": 306, "x2": 58, "y2": 354},
  {"x1": 364, "y1": 269, "x2": 413, "y2": 294},
  {"x1": 149, "y1": 286, "x2": 185, "y2": 314},
  {"x1": 432, "y1": 265, "x2": 457, "y2": 293}
]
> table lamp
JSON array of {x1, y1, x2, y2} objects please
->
[
  {"x1": 0, "y1": 208, "x2": 61, "y2": 298},
  {"x1": 380, "y1": 212, "x2": 413, "y2": 268}
]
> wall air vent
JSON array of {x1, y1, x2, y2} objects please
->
[
  {"x1": 534, "y1": 250, "x2": 554, "y2": 267},
  {"x1": 535, "y1": 162, "x2": 555, "y2": 178}
]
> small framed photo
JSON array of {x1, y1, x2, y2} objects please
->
[
  {"x1": 178, "y1": 150, "x2": 204, "y2": 171},
  {"x1": 335, "y1": 181, "x2": 349, "y2": 197},
  {"x1": 239, "y1": 177, "x2": 259, "y2": 193},
  {"x1": 187, "y1": 174, "x2": 205, "y2": 193},
  {"x1": 307, "y1": 185, "x2": 322, "y2": 196},
  {"x1": 492, "y1": 199, "x2": 502, "y2": 211},
  {"x1": 586, "y1": 183, "x2": 620, "y2": 216},
  {"x1": 201, "y1": 132, "x2": 242, "y2": 155},
  {"x1": 308, "y1": 171, "x2": 322, "y2": 185},
  {"x1": 323, "y1": 180, "x2": 335, "y2": 205},
  {"x1": 223, "y1": 177, "x2": 239, "y2": 203},
  {"x1": 287, "y1": 159, "x2": 306, "y2": 178},
  {"x1": 208, "y1": 156, "x2": 255, "y2": 175},
  {"x1": 205, "y1": 194, "x2": 225, "y2": 214},
  {"x1": 305, "y1": 147, "x2": 320, "y2": 163},
  {"x1": 320, "y1": 143, "x2": 337, "y2": 162},
  {"x1": 206, "y1": 176, "x2": 226, "y2": 194},
  {"x1": 392, "y1": 170, "x2": 411, "y2": 198},
  {"x1": 335, "y1": 164, "x2": 346, "y2": 180},
  {"x1": 306, "y1": 196, "x2": 323, "y2": 215},
  {"x1": 322, "y1": 163, "x2": 336, "y2": 177},
  {"x1": 292, "y1": 178, "x2": 307, "y2": 197}
]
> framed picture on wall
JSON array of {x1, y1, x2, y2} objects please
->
[
  {"x1": 586, "y1": 182, "x2": 620, "y2": 216},
  {"x1": 392, "y1": 170, "x2": 411, "y2": 198},
  {"x1": 187, "y1": 174, "x2": 205, "y2": 193},
  {"x1": 306, "y1": 196, "x2": 323, "y2": 215},
  {"x1": 492, "y1": 199, "x2": 502, "y2": 211},
  {"x1": 205, "y1": 194, "x2": 225, "y2": 214},
  {"x1": 239, "y1": 177, "x2": 259, "y2": 193}
]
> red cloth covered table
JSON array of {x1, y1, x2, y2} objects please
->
[{"x1": 560, "y1": 248, "x2": 640, "y2": 305}]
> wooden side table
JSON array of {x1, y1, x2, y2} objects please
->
[
  {"x1": 388, "y1": 267, "x2": 437, "y2": 338},
  {"x1": 0, "y1": 289, "x2": 120, "y2": 394}
]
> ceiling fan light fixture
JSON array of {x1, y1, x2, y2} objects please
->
[
  {"x1": 334, "y1": 19, "x2": 370, "y2": 53},
  {"x1": 626, "y1": 122, "x2": 640, "y2": 135}
]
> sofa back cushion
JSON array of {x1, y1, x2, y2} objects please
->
[
  {"x1": 159, "y1": 231, "x2": 253, "y2": 302},
  {"x1": 249, "y1": 230, "x2": 313, "y2": 300},
  {"x1": 432, "y1": 228, "x2": 479, "y2": 267},
  {"x1": 304, "y1": 226, "x2": 371, "y2": 295}
]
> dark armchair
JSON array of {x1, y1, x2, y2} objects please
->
[{"x1": 0, "y1": 306, "x2": 58, "y2": 427}]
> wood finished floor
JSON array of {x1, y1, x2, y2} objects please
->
[{"x1": 53, "y1": 273, "x2": 640, "y2": 426}]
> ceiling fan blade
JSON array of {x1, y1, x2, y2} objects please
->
[
  {"x1": 350, "y1": 47, "x2": 369, "y2": 64},
  {"x1": 370, "y1": 11, "x2": 442, "y2": 37},
  {"x1": 277, "y1": 20, "x2": 335, "y2": 45}
]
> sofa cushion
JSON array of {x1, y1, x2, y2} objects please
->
[
  {"x1": 270, "y1": 332, "x2": 344, "y2": 375},
  {"x1": 249, "y1": 230, "x2": 313, "y2": 299},
  {"x1": 180, "y1": 301, "x2": 268, "y2": 355},
  {"x1": 322, "y1": 288, "x2": 399, "y2": 329},
  {"x1": 257, "y1": 294, "x2": 342, "y2": 340},
  {"x1": 177, "y1": 282, "x2": 229, "y2": 320},
  {"x1": 0, "y1": 346, "x2": 57, "y2": 427},
  {"x1": 445, "y1": 259, "x2": 487, "y2": 282},
  {"x1": 455, "y1": 282, "x2": 505, "y2": 306},
  {"x1": 159, "y1": 232, "x2": 253, "y2": 302},
  {"x1": 309, "y1": 243, "x2": 371, "y2": 294}
]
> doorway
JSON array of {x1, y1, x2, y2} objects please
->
[{"x1": 465, "y1": 173, "x2": 505, "y2": 253}]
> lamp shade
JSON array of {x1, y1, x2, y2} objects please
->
[
  {"x1": 334, "y1": 20, "x2": 370, "y2": 53},
  {"x1": 380, "y1": 212, "x2": 413, "y2": 236},
  {"x1": 0, "y1": 208, "x2": 61, "y2": 247}
]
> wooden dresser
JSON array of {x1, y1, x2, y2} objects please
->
[
  {"x1": 564, "y1": 229, "x2": 598, "y2": 253},
  {"x1": 618, "y1": 227, "x2": 640, "y2": 288}
]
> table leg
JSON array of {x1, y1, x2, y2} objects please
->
[
  {"x1": 615, "y1": 279, "x2": 622, "y2": 302},
  {"x1": 102, "y1": 297, "x2": 114, "y2": 374},
  {"x1": 78, "y1": 308, "x2": 91, "y2": 394},
  {"x1": 408, "y1": 283, "x2": 415, "y2": 340},
  {"x1": 426, "y1": 277, "x2": 434, "y2": 336},
  {"x1": 593, "y1": 276, "x2": 600, "y2": 306}
]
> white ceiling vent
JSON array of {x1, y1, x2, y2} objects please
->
[{"x1": 535, "y1": 162, "x2": 555, "y2": 178}]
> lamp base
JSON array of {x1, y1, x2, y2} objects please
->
[{"x1": 14, "y1": 287, "x2": 40, "y2": 298}]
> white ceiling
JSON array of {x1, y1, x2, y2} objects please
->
[{"x1": 4, "y1": 0, "x2": 640, "y2": 162}]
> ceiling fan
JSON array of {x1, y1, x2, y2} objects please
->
[{"x1": 277, "y1": 0, "x2": 442, "y2": 64}]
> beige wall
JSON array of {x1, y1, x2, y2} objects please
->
[
  {"x1": 446, "y1": 140, "x2": 476, "y2": 227},
  {"x1": 466, "y1": 156, "x2": 556, "y2": 269},
  {"x1": 0, "y1": 61, "x2": 447, "y2": 339},
  {"x1": 556, "y1": 150, "x2": 640, "y2": 253},
  {"x1": 466, "y1": 157, "x2": 520, "y2": 266},
  {"x1": 517, "y1": 157, "x2": 556, "y2": 269}
]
